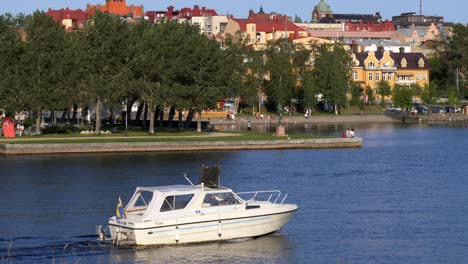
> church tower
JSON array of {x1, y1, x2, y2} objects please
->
[{"x1": 311, "y1": 0, "x2": 333, "y2": 23}]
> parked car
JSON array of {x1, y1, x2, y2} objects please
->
[
  {"x1": 445, "y1": 106, "x2": 454, "y2": 113},
  {"x1": 386, "y1": 105, "x2": 401, "y2": 112},
  {"x1": 431, "y1": 106, "x2": 446, "y2": 113},
  {"x1": 415, "y1": 105, "x2": 428, "y2": 114}
]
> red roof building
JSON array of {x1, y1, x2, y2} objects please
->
[
  {"x1": 344, "y1": 20, "x2": 395, "y2": 32},
  {"x1": 146, "y1": 5, "x2": 218, "y2": 22},
  {"x1": 87, "y1": 0, "x2": 144, "y2": 18},
  {"x1": 224, "y1": 15, "x2": 308, "y2": 49},
  {"x1": 46, "y1": 8, "x2": 89, "y2": 31}
]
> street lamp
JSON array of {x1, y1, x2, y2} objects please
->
[{"x1": 122, "y1": 98, "x2": 128, "y2": 136}]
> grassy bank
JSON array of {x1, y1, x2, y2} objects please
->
[{"x1": 4, "y1": 131, "x2": 325, "y2": 145}]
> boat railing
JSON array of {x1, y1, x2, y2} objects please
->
[{"x1": 236, "y1": 190, "x2": 288, "y2": 204}]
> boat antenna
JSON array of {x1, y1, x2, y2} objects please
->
[{"x1": 184, "y1": 173, "x2": 194, "y2": 185}]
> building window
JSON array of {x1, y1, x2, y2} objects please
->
[
  {"x1": 418, "y1": 58, "x2": 425, "y2": 68},
  {"x1": 422, "y1": 73, "x2": 427, "y2": 80},
  {"x1": 376, "y1": 73, "x2": 380, "y2": 81},
  {"x1": 352, "y1": 71, "x2": 358, "y2": 80},
  {"x1": 368, "y1": 72, "x2": 373, "y2": 81},
  {"x1": 388, "y1": 73, "x2": 393, "y2": 81},
  {"x1": 368, "y1": 61, "x2": 375, "y2": 68},
  {"x1": 401, "y1": 58, "x2": 407, "y2": 68},
  {"x1": 382, "y1": 72, "x2": 387, "y2": 81},
  {"x1": 251, "y1": 26, "x2": 255, "y2": 32},
  {"x1": 416, "y1": 73, "x2": 420, "y2": 80}
]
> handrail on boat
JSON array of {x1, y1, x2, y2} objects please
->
[{"x1": 236, "y1": 190, "x2": 288, "y2": 204}]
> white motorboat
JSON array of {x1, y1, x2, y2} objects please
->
[{"x1": 99, "y1": 166, "x2": 298, "y2": 246}]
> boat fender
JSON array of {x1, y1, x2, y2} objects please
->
[
  {"x1": 175, "y1": 226, "x2": 180, "y2": 243},
  {"x1": 218, "y1": 221, "x2": 222, "y2": 238}
]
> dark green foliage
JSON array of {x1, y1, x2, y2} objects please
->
[
  {"x1": 264, "y1": 39, "x2": 297, "y2": 106},
  {"x1": 430, "y1": 24, "x2": 467, "y2": 98},
  {"x1": 376, "y1": 80, "x2": 392, "y2": 105},
  {"x1": 419, "y1": 83, "x2": 439, "y2": 106},
  {"x1": 365, "y1": 86, "x2": 375, "y2": 105},
  {"x1": 80, "y1": 11, "x2": 131, "y2": 132},
  {"x1": 349, "y1": 83, "x2": 362, "y2": 106},
  {"x1": 305, "y1": 44, "x2": 353, "y2": 114},
  {"x1": 42, "y1": 124, "x2": 80, "y2": 134},
  {"x1": 294, "y1": 15, "x2": 303, "y2": 23},
  {"x1": 0, "y1": 14, "x2": 23, "y2": 110},
  {"x1": 392, "y1": 84, "x2": 415, "y2": 110}
]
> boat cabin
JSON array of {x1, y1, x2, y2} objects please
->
[{"x1": 124, "y1": 185, "x2": 244, "y2": 220}]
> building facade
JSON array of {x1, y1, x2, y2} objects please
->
[
  {"x1": 392, "y1": 12, "x2": 444, "y2": 28},
  {"x1": 46, "y1": 8, "x2": 89, "y2": 31},
  {"x1": 87, "y1": 0, "x2": 144, "y2": 18},
  {"x1": 146, "y1": 5, "x2": 228, "y2": 36},
  {"x1": 350, "y1": 47, "x2": 430, "y2": 90},
  {"x1": 224, "y1": 15, "x2": 308, "y2": 49}
]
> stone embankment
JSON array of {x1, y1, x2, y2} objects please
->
[{"x1": 0, "y1": 138, "x2": 362, "y2": 155}]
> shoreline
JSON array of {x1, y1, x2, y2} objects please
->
[
  {"x1": 208, "y1": 113, "x2": 468, "y2": 125},
  {"x1": 0, "y1": 138, "x2": 362, "y2": 155}
]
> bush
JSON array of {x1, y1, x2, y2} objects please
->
[{"x1": 42, "y1": 124, "x2": 79, "y2": 134}]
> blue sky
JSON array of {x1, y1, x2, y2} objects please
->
[{"x1": 0, "y1": 0, "x2": 466, "y2": 23}]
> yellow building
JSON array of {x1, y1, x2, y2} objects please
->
[
  {"x1": 224, "y1": 16, "x2": 308, "y2": 50},
  {"x1": 350, "y1": 47, "x2": 430, "y2": 91}
]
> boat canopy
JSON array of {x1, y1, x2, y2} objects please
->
[{"x1": 124, "y1": 184, "x2": 236, "y2": 219}]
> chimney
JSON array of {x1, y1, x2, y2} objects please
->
[
  {"x1": 350, "y1": 41, "x2": 358, "y2": 53},
  {"x1": 377, "y1": 45, "x2": 384, "y2": 54},
  {"x1": 399, "y1": 47, "x2": 405, "y2": 53}
]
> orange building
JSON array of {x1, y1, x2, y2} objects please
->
[{"x1": 87, "y1": 0, "x2": 144, "y2": 18}]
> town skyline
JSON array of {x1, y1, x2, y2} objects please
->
[{"x1": 0, "y1": 0, "x2": 466, "y2": 23}]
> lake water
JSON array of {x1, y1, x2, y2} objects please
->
[{"x1": 1, "y1": 123, "x2": 467, "y2": 264}]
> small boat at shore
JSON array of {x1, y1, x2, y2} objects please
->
[{"x1": 98, "y1": 166, "x2": 298, "y2": 246}]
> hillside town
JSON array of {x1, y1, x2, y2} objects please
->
[{"x1": 0, "y1": 0, "x2": 467, "y2": 136}]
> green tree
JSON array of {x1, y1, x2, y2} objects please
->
[
  {"x1": 129, "y1": 21, "x2": 179, "y2": 134},
  {"x1": 0, "y1": 14, "x2": 23, "y2": 112},
  {"x1": 310, "y1": 44, "x2": 353, "y2": 115},
  {"x1": 223, "y1": 31, "x2": 257, "y2": 114},
  {"x1": 265, "y1": 39, "x2": 297, "y2": 108},
  {"x1": 170, "y1": 24, "x2": 234, "y2": 132},
  {"x1": 80, "y1": 11, "x2": 131, "y2": 133},
  {"x1": 392, "y1": 84, "x2": 415, "y2": 120},
  {"x1": 245, "y1": 49, "x2": 268, "y2": 114},
  {"x1": 376, "y1": 80, "x2": 392, "y2": 105},
  {"x1": 446, "y1": 24, "x2": 468, "y2": 98},
  {"x1": 19, "y1": 12, "x2": 68, "y2": 134},
  {"x1": 419, "y1": 83, "x2": 439, "y2": 110},
  {"x1": 365, "y1": 86, "x2": 375, "y2": 106},
  {"x1": 294, "y1": 15, "x2": 303, "y2": 23},
  {"x1": 348, "y1": 83, "x2": 362, "y2": 106}
]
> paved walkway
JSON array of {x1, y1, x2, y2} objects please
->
[{"x1": 209, "y1": 114, "x2": 399, "y2": 125}]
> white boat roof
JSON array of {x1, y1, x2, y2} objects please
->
[{"x1": 136, "y1": 184, "x2": 229, "y2": 193}]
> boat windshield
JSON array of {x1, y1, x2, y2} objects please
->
[
  {"x1": 126, "y1": 191, "x2": 153, "y2": 215},
  {"x1": 203, "y1": 192, "x2": 241, "y2": 207},
  {"x1": 160, "y1": 194, "x2": 194, "y2": 212}
]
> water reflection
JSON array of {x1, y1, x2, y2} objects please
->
[{"x1": 110, "y1": 234, "x2": 295, "y2": 264}]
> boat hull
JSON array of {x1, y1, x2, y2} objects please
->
[{"x1": 109, "y1": 205, "x2": 297, "y2": 246}]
